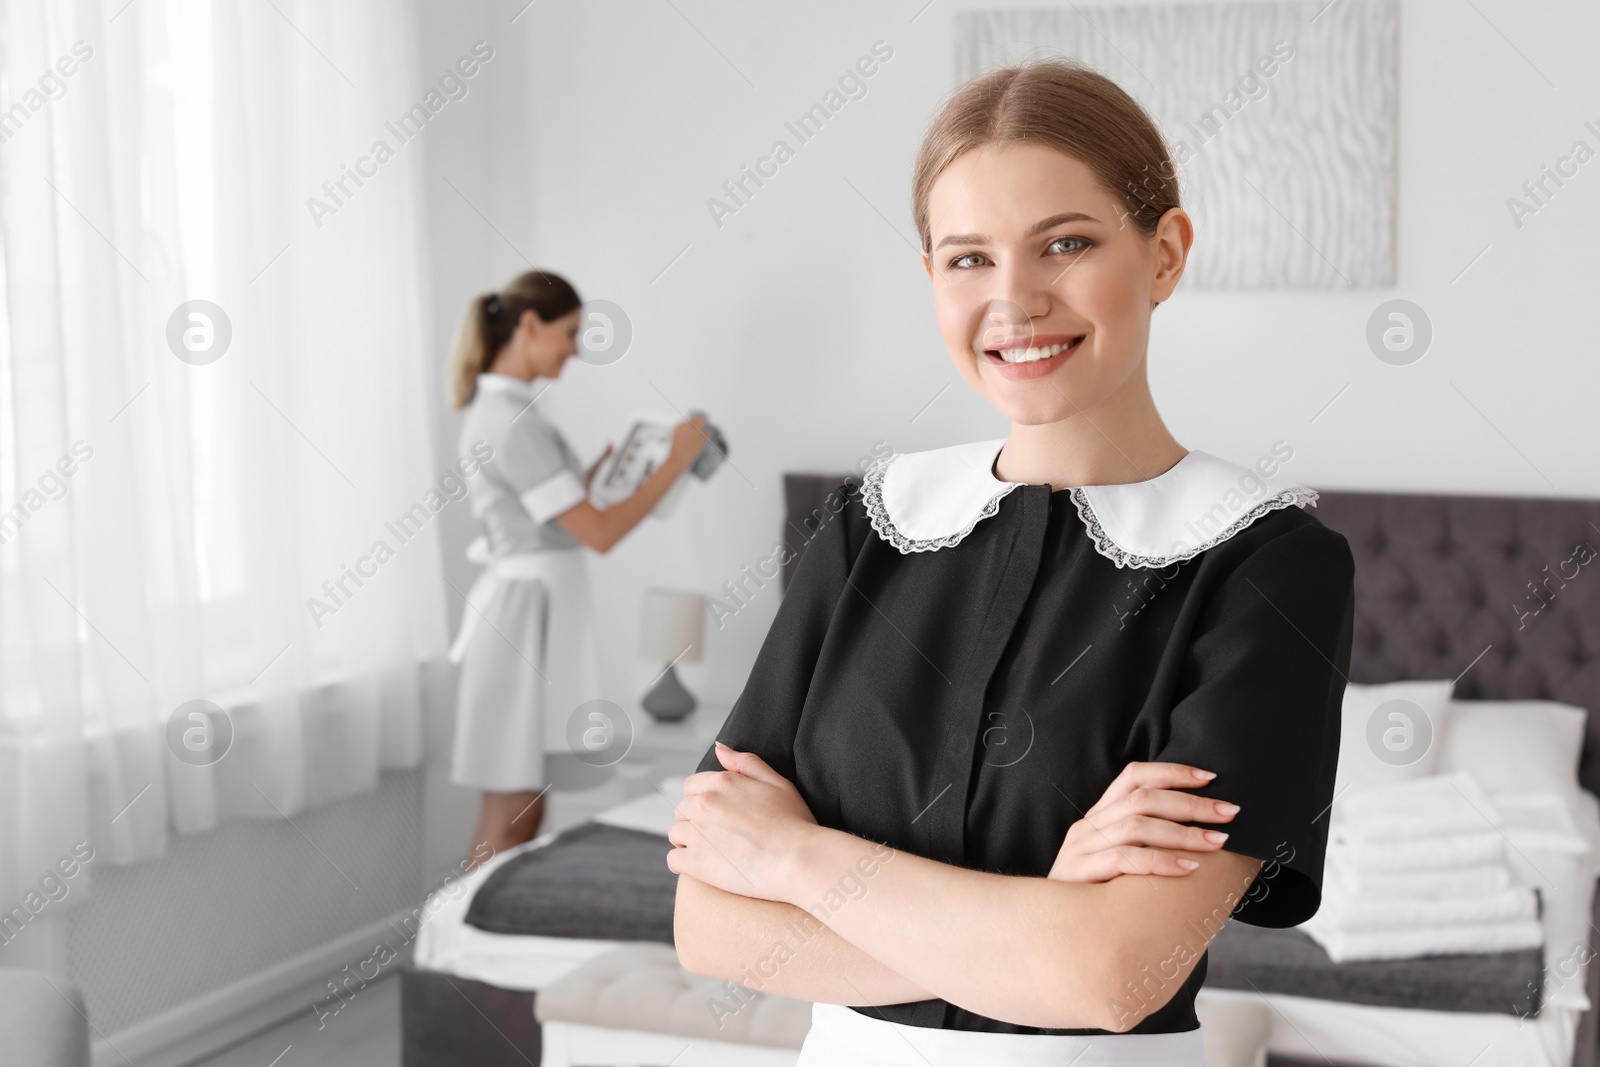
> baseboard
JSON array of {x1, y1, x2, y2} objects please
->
[{"x1": 92, "y1": 908, "x2": 418, "y2": 1067}]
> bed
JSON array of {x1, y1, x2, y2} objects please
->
[{"x1": 402, "y1": 475, "x2": 1600, "y2": 1067}]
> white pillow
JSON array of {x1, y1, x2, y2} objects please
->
[
  {"x1": 1438, "y1": 698, "x2": 1587, "y2": 808},
  {"x1": 1333, "y1": 680, "x2": 1456, "y2": 802}
]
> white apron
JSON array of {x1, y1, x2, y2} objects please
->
[
  {"x1": 796, "y1": 1003, "x2": 1206, "y2": 1066},
  {"x1": 448, "y1": 536, "x2": 603, "y2": 791}
]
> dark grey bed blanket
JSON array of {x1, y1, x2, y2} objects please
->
[
  {"x1": 1207, "y1": 903, "x2": 1543, "y2": 1017},
  {"x1": 465, "y1": 822, "x2": 679, "y2": 943},
  {"x1": 462, "y1": 821, "x2": 1545, "y2": 1017}
]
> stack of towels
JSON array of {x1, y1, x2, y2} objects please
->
[{"x1": 1301, "y1": 771, "x2": 1544, "y2": 962}]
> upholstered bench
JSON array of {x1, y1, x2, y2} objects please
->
[
  {"x1": 1195, "y1": 990, "x2": 1274, "y2": 1067},
  {"x1": 534, "y1": 941, "x2": 811, "y2": 1067},
  {"x1": 533, "y1": 941, "x2": 1273, "y2": 1067}
]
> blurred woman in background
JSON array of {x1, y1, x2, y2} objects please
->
[{"x1": 446, "y1": 270, "x2": 705, "y2": 867}]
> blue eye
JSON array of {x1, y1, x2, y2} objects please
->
[
  {"x1": 1049, "y1": 235, "x2": 1091, "y2": 255},
  {"x1": 949, "y1": 252, "x2": 989, "y2": 270}
]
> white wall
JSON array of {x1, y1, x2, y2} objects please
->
[{"x1": 418, "y1": 0, "x2": 1600, "y2": 713}]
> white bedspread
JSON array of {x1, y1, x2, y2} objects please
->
[{"x1": 412, "y1": 780, "x2": 688, "y2": 991}]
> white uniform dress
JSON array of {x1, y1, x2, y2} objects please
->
[{"x1": 448, "y1": 373, "x2": 603, "y2": 792}]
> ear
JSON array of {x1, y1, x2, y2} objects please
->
[
  {"x1": 518, "y1": 307, "x2": 541, "y2": 339},
  {"x1": 922, "y1": 253, "x2": 933, "y2": 280},
  {"x1": 1149, "y1": 207, "x2": 1193, "y2": 304}
]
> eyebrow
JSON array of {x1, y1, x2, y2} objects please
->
[{"x1": 933, "y1": 211, "x2": 1102, "y2": 250}]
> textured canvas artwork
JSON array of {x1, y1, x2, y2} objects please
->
[{"x1": 954, "y1": 1, "x2": 1399, "y2": 289}]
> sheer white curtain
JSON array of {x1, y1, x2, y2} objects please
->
[{"x1": 0, "y1": 0, "x2": 448, "y2": 906}]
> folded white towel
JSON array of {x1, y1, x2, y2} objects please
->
[
  {"x1": 1338, "y1": 828, "x2": 1505, "y2": 873},
  {"x1": 1333, "y1": 771, "x2": 1501, "y2": 840},
  {"x1": 1339, "y1": 861, "x2": 1511, "y2": 898},
  {"x1": 1339, "y1": 809, "x2": 1498, "y2": 844},
  {"x1": 1317, "y1": 883, "x2": 1537, "y2": 931},
  {"x1": 1301, "y1": 916, "x2": 1543, "y2": 963}
]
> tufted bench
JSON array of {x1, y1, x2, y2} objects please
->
[
  {"x1": 534, "y1": 941, "x2": 811, "y2": 1066},
  {"x1": 533, "y1": 942, "x2": 1276, "y2": 1067},
  {"x1": 1195, "y1": 990, "x2": 1274, "y2": 1067}
]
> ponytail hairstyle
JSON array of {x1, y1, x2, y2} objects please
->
[
  {"x1": 911, "y1": 59, "x2": 1181, "y2": 251},
  {"x1": 447, "y1": 270, "x2": 584, "y2": 409}
]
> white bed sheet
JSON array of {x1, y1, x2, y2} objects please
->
[
  {"x1": 412, "y1": 779, "x2": 1600, "y2": 1067},
  {"x1": 412, "y1": 780, "x2": 688, "y2": 991}
]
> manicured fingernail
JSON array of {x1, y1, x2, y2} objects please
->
[
  {"x1": 1215, "y1": 801, "x2": 1239, "y2": 815},
  {"x1": 1204, "y1": 831, "x2": 1229, "y2": 844},
  {"x1": 1193, "y1": 769, "x2": 1216, "y2": 779},
  {"x1": 1178, "y1": 858, "x2": 1200, "y2": 869}
]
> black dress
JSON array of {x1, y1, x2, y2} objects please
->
[{"x1": 692, "y1": 438, "x2": 1356, "y2": 1036}]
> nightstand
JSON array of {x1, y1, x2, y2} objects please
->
[{"x1": 543, "y1": 703, "x2": 730, "y2": 836}]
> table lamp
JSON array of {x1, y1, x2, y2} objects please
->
[{"x1": 640, "y1": 588, "x2": 705, "y2": 721}]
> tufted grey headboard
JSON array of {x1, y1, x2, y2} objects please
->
[{"x1": 781, "y1": 474, "x2": 1600, "y2": 799}]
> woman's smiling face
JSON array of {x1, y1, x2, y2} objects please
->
[{"x1": 923, "y1": 141, "x2": 1190, "y2": 426}]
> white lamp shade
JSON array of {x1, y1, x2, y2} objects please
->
[{"x1": 640, "y1": 589, "x2": 705, "y2": 663}]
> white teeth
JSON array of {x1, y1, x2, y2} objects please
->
[{"x1": 996, "y1": 338, "x2": 1080, "y2": 363}]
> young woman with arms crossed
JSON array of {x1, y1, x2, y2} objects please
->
[{"x1": 668, "y1": 61, "x2": 1354, "y2": 1064}]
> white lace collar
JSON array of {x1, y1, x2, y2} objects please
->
[{"x1": 861, "y1": 439, "x2": 1319, "y2": 569}]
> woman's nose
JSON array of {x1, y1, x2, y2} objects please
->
[
  {"x1": 992, "y1": 262, "x2": 1056, "y2": 316},
  {"x1": 973, "y1": 295, "x2": 1050, "y2": 351}
]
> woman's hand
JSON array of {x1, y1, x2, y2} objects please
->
[
  {"x1": 665, "y1": 415, "x2": 709, "y2": 474},
  {"x1": 1046, "y1": 762, "x2": 1239, "y2": 883},
  {"x1": 666, "y1": 742, "x2": 817, "y2": 903}
]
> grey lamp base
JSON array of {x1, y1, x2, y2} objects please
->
[{"x1": 642, "y1": 664, "x2": 697, "y2": 722}]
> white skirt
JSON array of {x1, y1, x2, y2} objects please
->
[
  {"x1": 795, "y1": 1002, "x2": 1206, "y2": 1067},
  {"x1": 448, "y1": 543, "x2": 602, "y2": 792}
]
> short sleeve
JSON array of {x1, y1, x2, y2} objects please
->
[
  {"x1": 496, "y1": 418, "x2": 586, "y2": 524},
  {"x1": 693, "y1": 481, "x2": 859, "y2": 783},
  {"x1": 1155, "y1": 520, "x2": 1355, "y2": 929}
]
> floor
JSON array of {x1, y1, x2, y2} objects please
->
[{"x1": 192, "y1": 975, "x2": 400, "y2": 1067}]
